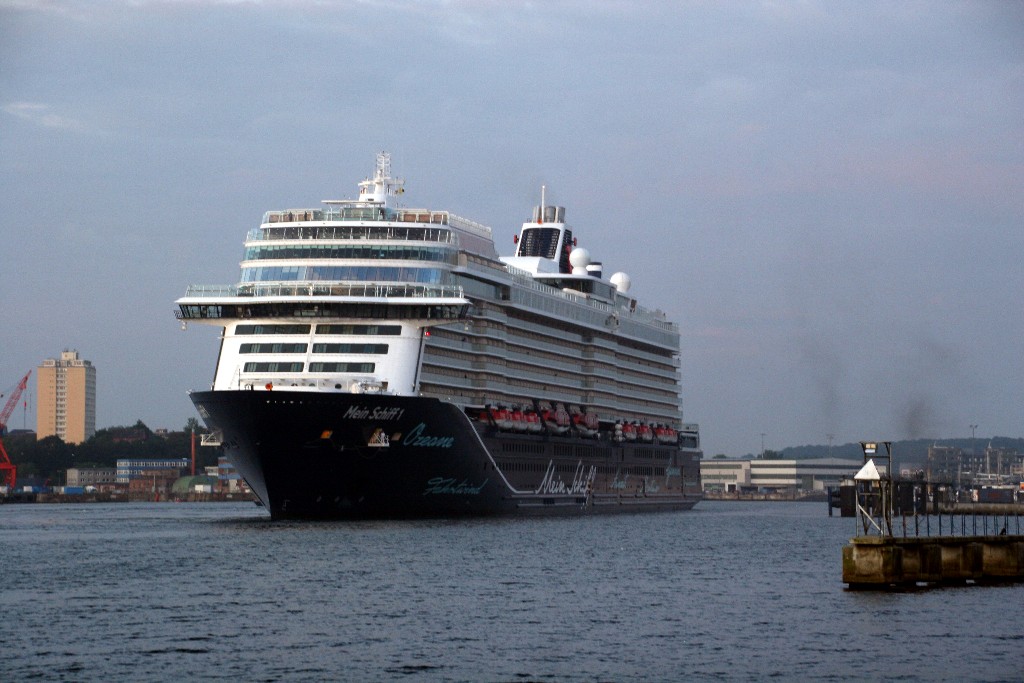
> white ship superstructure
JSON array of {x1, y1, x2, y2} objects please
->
[
  {"x1": 177, "y1": 153, "x2": 701, "y2": 519},
  {"x1": 421, "y1": 213, "x2": 688, "y2": 437},
  {"x1": 180, "y1": 154, "x2": 686, "y2": 430},
  {"x1": 180, "y1": 153, "x2": 472, "y2": 396}
]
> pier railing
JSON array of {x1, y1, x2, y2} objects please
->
[
  {"x1": 889, "y1": 481, "x2": 1023, "y2": 538},
  {"x1": 842, "y1": 440, "x2": 1024, "y2": 588}
]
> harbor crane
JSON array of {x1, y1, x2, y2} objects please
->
[{"x1": 0, "y1": 370, "x2": 31, "y2": 490}]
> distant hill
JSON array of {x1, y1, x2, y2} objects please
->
[{"x1": 772, "y1": 437, "x2": 1024, "y2": 467}]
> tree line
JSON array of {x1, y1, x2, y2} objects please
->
[
  {"x1": 4, "y1": 418, "x2": 218, "y2": 485},
  {"x1": 713, "y1": 436, "x2": 1024, "y2": 466}
]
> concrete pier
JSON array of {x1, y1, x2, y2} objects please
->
[
  {"x1": 843, "y1": 535, "x2": 1024, "y2": 589},
  {"x1": 841, "y1": 443, "x2": 1024, "y2": 589}
]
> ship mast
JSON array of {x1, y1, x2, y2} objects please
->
[{"x1": 357, "y1": 152, "x2": 405, "y2": 206}]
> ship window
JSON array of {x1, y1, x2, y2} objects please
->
[
  {"x1": 312, "y1": 344, "x2": 389, "y2": 354},
  {"x1": 516, "y1": 227, "x2": 561, "y2": 259},
  {"x1": 240, "y1": 265, "x2": 446, "y2": 284},
  {"x1": 239, "y1": 343, "x2": 308, "y2": 354},
  {"x1": 308, "y1": 362, "x2": 375, "y2": 373},
  {"x1": 316, "y1": 324, "x2": 402, "y2": 335},
  {"x1": 217, "y1": 303, "x2": 465, "y2": 321},
  {"x1": 242, "y1": 362, "x2": 304, "y2": 373},
  {"x1": 243, "y1": 244, "x2": 456, "y2": 263},
  {"x1": 257, "y1": 224, "x2": 454, "y2": 243},
  {"x1": 179, "y1": 304, "x2": 222, "y2": 319},
  {"x1": 235, "y1": 324, "x2": 311, "y2": 335}
]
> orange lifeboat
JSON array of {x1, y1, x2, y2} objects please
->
[
  {"x1": 495, "y1": 405, "x2": 512, "y2": 430},
  {"x1": 621, "y1": 422, "x2": 638, "y2": 442},
  {"x1": 657, "y1": 424, "x2": 678, "y2": 445},
  {"x1": 545, "y1": 402, "x2": 571, "y2": 434},
  {"x1": 510, "y1": 405, "x2": 527, "y2": 432},
  {"x1": 637, "y1": 423, "x2": 654, "y2": 443},
  {"x1": 570, "y1": 406, "x2": 599, "y2": 438},
  {"x1": 524, "y1": 408, "x2": 542, "y2": 433}
]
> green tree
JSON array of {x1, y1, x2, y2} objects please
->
[
  {"x1": 7, "y1": 434, "x2": 73, "y2": 484},
  {"x1": 5, "y1": 421, "x2": 222, "y2": 482}
]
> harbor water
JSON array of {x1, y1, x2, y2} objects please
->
[{"x1": 2, "y1": 501, "x2": 1021, "y2": 682}]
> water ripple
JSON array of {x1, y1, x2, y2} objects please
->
[{"x1": 2, "y1": 501, "x2": 1023, "y2": 681}]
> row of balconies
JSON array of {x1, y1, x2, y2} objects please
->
[
  {"x1": 450, "y1": 331, "x2": 677, "y2": 382},
  {"x1": 424, "y1": 345, "x2": 679, "y2": 396},
  {"x1": 418, "y1": 365, "x2": 680, "y2": 421}
]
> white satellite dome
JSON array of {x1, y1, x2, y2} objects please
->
[
  {"x1": 610, "y1": 272, "x2": 631, "y2": 293},
  {"x1": 569, "y1": 247, "x2": 591, "y2": 274}
]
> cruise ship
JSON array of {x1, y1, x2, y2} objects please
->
[{"x1": 176, "y1": 153, "x2": 702, "y2": 519}]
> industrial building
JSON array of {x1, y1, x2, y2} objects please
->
[
  {"x1": 36, "y1": 350, "x2": 96, "y2": 444},
  {"x1": 700, "y1": 457, "x2": 864, "y2": 494},
  {"x1": 116, "y1": 458, "x2": 191, "y2": 484},
  {"x1": 927, "y1": 443, "x2": 1024, "y2": 486},
  {"x1": 66, "y1": 467, "x2": 117, "y2": 489}
]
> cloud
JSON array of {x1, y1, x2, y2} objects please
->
[{"x1": 2, "y1": 102, "x2": 88, "y2": 132}]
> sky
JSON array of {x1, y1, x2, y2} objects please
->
[{"x1": 2, "y1": 0, "x2": 1022, "y2": 457}]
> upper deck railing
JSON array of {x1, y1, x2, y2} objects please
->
[
  {"x1": 181, "y1": 282, "x2": 467, "y2": 300},
  {"x1": 496, "y1": 262, "x2": 678, "y2": 333},
  {"x1": 249, "y1": 224, "x2": 455, "y2": 243},
  {"x1": 255, "y1": 208, "x2": 492, "y2": 241}
]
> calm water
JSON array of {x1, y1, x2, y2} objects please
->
[{"x1": 2, "y1": 501, "x2": 1021, "y2": 682}]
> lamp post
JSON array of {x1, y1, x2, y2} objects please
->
[
  {"x1": 760, "y1": 433, "x2": 765, "y2": 459},
  {"x1": 970, "y1": 424, "x2": 978, "y2": 475}
]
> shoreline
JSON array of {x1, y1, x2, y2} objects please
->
[
  {"x1": 702, "y1": 491, "x2": 827, "y2": 502},
  {"x1": 1, "y1": 492, "x2": 256, "y2": 505}
]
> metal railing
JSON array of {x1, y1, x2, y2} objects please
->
[
  {"x1": 847, "y1": 440, "x2": 1024, "y2": 538},
  {"x1": 181, "y1": 283, "x2": 466, "y2": 300}
]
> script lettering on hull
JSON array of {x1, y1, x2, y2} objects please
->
[
  {"x1": 402, "y1": 422, "x2": 455, "y2": 449},
  {"x1": 422, "y1": 477, "x2": 489, "y2": 495},
  {"x1": 537, "y1": 461, "x2": 597, "y2": 496},
  {"x1": 343, "y1": 405, "x2": 405, "y2": 421}
]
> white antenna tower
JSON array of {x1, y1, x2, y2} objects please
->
[{"x1": 376, "y1": 151, "x2": 391, "y2": 179}]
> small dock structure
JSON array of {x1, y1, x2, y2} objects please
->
[{"x1": 842, "y1": 441, "x2": 1024, "y2": 589}]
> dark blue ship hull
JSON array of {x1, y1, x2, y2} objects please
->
[{"x1": 192, "y1": 390, "x2": 701, "y2": 520}]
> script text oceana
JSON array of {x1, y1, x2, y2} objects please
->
[{"x1": 402, "y1": 422, "x2": 455, "y2": 448}]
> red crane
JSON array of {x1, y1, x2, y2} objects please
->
[{"x1": 0, "y1": 370, "x2": 31, "y2": 491}]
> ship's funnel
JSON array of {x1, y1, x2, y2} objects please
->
[{"x1": 532, "y1": 206, "x2": 566, "y2": 223}]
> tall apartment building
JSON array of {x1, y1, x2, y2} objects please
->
[{"x1": 36, "y1": 350, "x2": 96, "y2": 444}]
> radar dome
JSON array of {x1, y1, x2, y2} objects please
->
[
  {"x1": 610, "y1": 272, "x2": 631, "y2": 293},
  {"x1": 569, "y1": 247, "x2": 591, "y2": 274}
]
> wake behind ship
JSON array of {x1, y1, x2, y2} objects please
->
[{"x1": 176, "y1": 153, "x2": 702, "y2": 519}]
